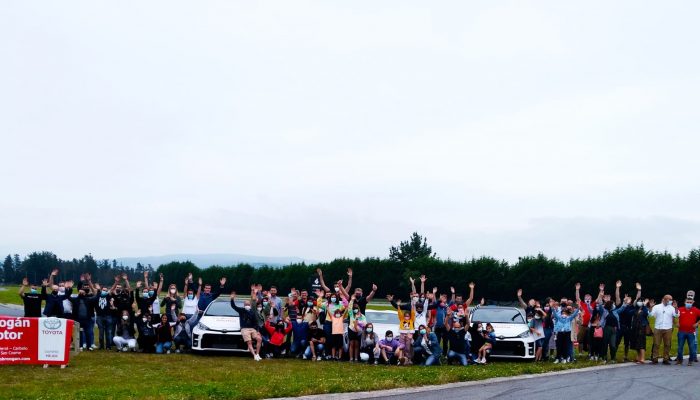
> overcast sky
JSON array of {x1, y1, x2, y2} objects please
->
[{"x1": 1, "y1": 1, "x2": 699, "y2": 263}]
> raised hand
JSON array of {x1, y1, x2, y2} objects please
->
[
  {"x1": 575, "y1": 282, "x2": 581, "y2": 290},
  {"x1": 84, "y1": 273, "x2": 91, "y2": 281},
  {"x1": 198, "y1": 277, "x2": 203, "y2": 286},
  {"x1": 372, "y1": 284, "x2": 378, "y2": 291},
  {"x1": 409, "y1": 277, "x2": 415, "y2": 285},
  {"x1": 114, "y1": 275, "x2": 121, "y2": 282},
  {"x1": 420, "y1": 275, "x2": 427, "y2": 283},
  {"x1": 450, "y1": 286, "x2": 455, "y2": 293},
  {"x1": 432, "y1": 287, "x2": 438, "y2": 294},
  {"x1": 616, "y1": 280, "x2": 622, "y2": 288},
  {"x1": 121, "y1": 273, "x2": 128, "y2": 280},
  {"x1": 480, "y1": 297, "x2": 485, "y2": 306},
  {"x1": 51, "y1": 269, "x2": 59, "y2": 276},
  {"x1": 347, "y1": 268, "x2": 353, "y2": 277},
  {"x1": 159, "y1": 273, "x2": 164, "y2": 280},
  {"x1": 230, "y1": 291, "x2": 236, "y2": 299},
  {"x1": 517, "y1": 289, "x2": 523, "y2": 297},
  {"x1": 635, "y1": 282, "x2": 642, "y2": 290},
  {"x1": 386, "y1": 294, "x2": 394, "y2": 302},
  {"x1": 42, "y1": 279, "x2": 48, "y2": 286},
  {"x1": 316, "y1": 268, "x2": 323, "y2": 276},
  {"x1": 468, "y1": 282, "x2": 475, "y2": 289},
  {"x1": 144, "y1": 270, "x2": 149, "y2": 277},
  {"x1": 187, "y1": 272, "x2": 193, "y2": 281}
]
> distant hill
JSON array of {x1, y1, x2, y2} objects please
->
[{"x1": 115, "y1": 253, "x2": 314, "y2": 269}]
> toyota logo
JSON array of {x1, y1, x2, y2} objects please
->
[{"x1": 43, "y1": 318, "x2": 62, "y2": 330}]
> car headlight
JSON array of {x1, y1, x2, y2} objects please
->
[
  {"x1": 197, "y1": 322, "x2": 209, "y2": 331},
  {"x1": 518, "y1": 330, "x2": 531, "y2": 338}
]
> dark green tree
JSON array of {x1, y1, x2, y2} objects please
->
[
  {"x1": 2, "y1": 255, "x2": 13, "y2": 283},
  {"x1": 389, "y1": 232, "x2": 436, "y2": 264}
]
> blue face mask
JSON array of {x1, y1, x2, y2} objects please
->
[
  {"x1": 101, "y1": 291, "x2": 108, "y2": 297},
  {"x1": 419, "y1": 329, "x2": 427, "y2": 335},
  {"x1": 686, "y1": 303, "x2": 693, "y2": 309},
  {"x1": 148, "y1": 290, "x2": 155, "y2": 296},
  {"x1": 30, "y1": 289, "x2": 38, "y2": 294},
  {"x1": 188, "y1": 294, "x2": 194, "y2": 300},
  {"x1": 142, "y1": 292, "x2": 149, "y2": 298}
]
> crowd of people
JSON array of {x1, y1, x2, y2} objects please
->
[{"x1": 16, "y1": 268, "x2": 700, "y2": 367}]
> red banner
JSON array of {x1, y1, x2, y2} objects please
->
[{"x1": 0, "y1": 317, "x2": 74, "y2": 365}]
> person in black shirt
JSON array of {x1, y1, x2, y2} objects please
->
[
  {"x1": 444, "y1": 310, "x2": 469, "y2": 365},
  {"x1": 304, "y1": 321, "x2": 326, "y2": 360},
  {"x1": 19, "y1": 278, "x2": 45, "y2": 317},
  {"x1": 70, "y1": 283, "x2": 99, "y2": 351}
]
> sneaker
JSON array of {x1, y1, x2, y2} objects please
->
[
  {"x1": 81, "y1": 346, "x2": 86, "y2": 351},
  {"x1": 317, "y1": 356, "x2": 322, "y2": 361},
  {"x1": 562, "y1": 359, "x2": 568, "y2": 364},
  {"x1": 166, "y1": 350, "x2": 171, "y2": 354},
  {"x1": 121, "y1": 347, "x2": 128, "y2": 352},
  {"x1": 90, "y1": 344, "x2": 98, "y2": 350},
  {"x1": 373, "y1": 360, "x2": 378, "y2": 365},
  {"x1": 675, "y1": 360, "x2": 683, "y2": 365},
  {"x1": 553, "y1": 359, "x2": 560, "y2": 364},
  {"x1": 88, "y1": 347, "x2": 94, "y2": 351}
]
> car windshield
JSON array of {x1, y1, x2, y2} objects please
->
[
  {"x1": 471, "y1": 308, "x2": 525, "y2": 324},
  {"x1": 205, "y1": 301, "x2": 240, "y2": 317},
  {"x1": 365, "y1": 311, "x2": 399, "y2": 325}
]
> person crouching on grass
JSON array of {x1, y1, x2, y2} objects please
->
[
  {"x1": 476, "y1": 323, "x2": 496, "y2": 364},
  {"x1": 153, "y1": 305, "x2": 177, "y2": 354},
  {"x1": 264, "y1": 317, "x2": 292, "y2": 358},
  {"x1": 231, "y1": 291, "x2": 263, "y2": 361}
]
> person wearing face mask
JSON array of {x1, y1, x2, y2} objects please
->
[
  {"x1": 172, "y1": 309, "x2": 200, "y2": 354},
  {"x1": 70, "y1": 283, "x2": 100, "y2": 351},
  {"x1": 231, "y1": 290, "x2": 263, "y2": 361},
  {"x1": 359, "y1": 323, "x2": 379, "y2": 364},
  {"x1": 416, "y1": 324, "x2": 441, "y2": 366},
  {"x1": 617, "y1": 283, "x2": 643, "y2": 362},
  {"x1": 315, "y1": 267, "x2": 353, "y2": 304},
  {"x1": 528, "y1": 309, "x2": 546, "y2": 361},
  {"x1": 95, "y1": 284, "x2": 115, "y2": 350},
  {"x1": 326, "y1": 300, "x2": 348, "y2": 361},
  {"x1": 688, "y1": 291, "x2": 699, "y2": 363},
  {"x1": 574, "y1": 283, "x2": 594, "y2": 356},
  {"x1": 110, "y1": 273, "x2": 134, "y2": 318},
  {"x1": 42, "y1": 270, "x2": 73, "y2": 317},
  {"x1": 676, "y1": 292, "x2": 700, "y2": 366},
  {"x1": 540, "y1": 298, "x2": 555, "y2": 361},
  {"x1": 135, "y1": 310, "x2": 156, "y2": 353},
  {"x1": 552, "y1": 303, "x2": 580, "y2": 364},
  {"x1": 629, "y1": 298, "x2": 649, "y2": 364},
  {"x1": 144, "y1": 271, "x2": 164, "y2": 324},
  {"x1": 19, "y1": 277, "x2": 45, "y2": 317},
  {"x1": 378, "y1": 330, "x2": 399, "y2": 365},
  {"x1": 113, "y1": 310, "x2": 137, "y2": 352},
  {"x1": 444, "y1": 308, "x2": 469, "y2": 366},
  {"x1": 135, "y1": 280, "x2": 157, "y2": 317},
  {"x1": 477, "y1": 323, "x2": 497, "y2": 364},
  {"x1": 263, "y1": 316, "x2": 293, "y2": 358},
  {"x1": 181, "y1": 273, "x2": 201, "y2": 319},
  {"x1": 305, "y1": 321, "x2": 327, "y2": 361},
  {"x1": 351, "y1": 284, "x2": 378, "y2": 315},
  {"x1": 648, "y1": 294, "x2": 679, "y2": 364},
  {"x1": 161, "y1": 284, "x2": 182, "y2": 323},
  {"x1": 347, "y1": 295, "x2": 367, "y2": 362}
]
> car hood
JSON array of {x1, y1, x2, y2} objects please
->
[
  {"x1": 369, "y1": 323, "x2": 395, "y2": 340},
  {"x1": 486, "y1": 323, "x2": 530, "y2": 338},
  {"x1": 198, "y1": 315, "x2": 240, "y2": 331}
]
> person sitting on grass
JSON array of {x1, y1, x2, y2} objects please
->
[
  {"x1": 135, "y1": 310, "x2": 156, "y2": 353},
  {"x1": 172, "y1": 309, "x2": 200, "y2": 354},
  {"x1": 263, "y1": 316, "x2": 293, "y2": 358},
  {"x1": 304, "y1": 321, "x2": 326, "y2": 361},
  {"x1": 444, "y1": 309, "x2": 469, "y2": 366},
  {"x1": 231, "y1": 289, "x2": 263, "y2": 361},
  {"x1": 476, "y1": 323, "x2": 496, "y2": 364},
  {"x1": 114, "y1": 309, "x2": 137, "y2": 352},
  {"x1": 416, "y1": 324, "x2": 441, "y2": 366},
  {"x1": 154, "y1": 305, "x2": 177, "y2": 354},
  {"x1": 378, "y1": 330, "x2": 399, "y2": 365},
  {"x1": 359, "y1": 323, "x2": 380, "y2": 364}
]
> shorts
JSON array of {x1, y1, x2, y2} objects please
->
[
  {"x1": 330, "y1": 334, "x2": 344, "y2": 349},
  {"x1": 348, "y1": 330, "x2": 361, "y2": 342},
  {"x1": 241, "y1": 328, "x2": 259, "y2": 343},
  {"x1": 535, "y1": 338, "x2": 545, "y2": 348}
]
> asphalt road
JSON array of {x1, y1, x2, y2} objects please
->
[
  {"x1": 0, "y1": 304, "x2": 23, "y2": 317},
  {"x1": 373, "y1": 363, "x2": 700, "y2": 400}
]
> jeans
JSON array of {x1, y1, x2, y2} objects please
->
[
  {"x1": 96, "y1": 315, "x2": 113, "y2": 349},
  {"x1": 156, "y1": 341, "x2": 172, "y2": 354},
  {"x1": 542, "y1": 327, "x2": 553, "y2": 359},
  {"x1": 78, "y1": 317, "x2": 95, "y2": 348},
  {"x1": 434, "y1": 326, "x2": 448, "y2": 354},
  {"x1": 291, "y1": 339, "x2": 308, "y2": 355},
  {"x1": 424, "y1": 353, "x2": 441, "y2": 366},
  {"x1": 693, "y1": 326, "x2": 699, "y2": 361},
  {"x1": 304, "y1": 343, "x2": 325, "y2": 358},
  {"x1": 447, "y1": 350, "x2": 468, "y2": 366},
  {"x1": 174, "y1": 335, "x2": 191, "y2": 350},
  {"x1": 678, "y1": 332, "x2": 696, "y2": 362},
  {"x1": 556, "y1": 331, "x2": 572, "y2": 360}
]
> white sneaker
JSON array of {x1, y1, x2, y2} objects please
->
[
  {"x1": 166, "y1": 350, "x2": 171, "y2": 354},
  {"x1": 553, "y1": 359, "x2": 560, "y2": 364},
  {"x1": 562, "y1": 359, "x2": 568, "y2": 364},
  {"x1": 254, "y1": 354, "x2": 261, "y2": 361},
  {"x1": 121, "y1": 347, "x2": 128, "y2": 352},
  {"x1": 90, "y1": 344, "x2": 98, "y2": 350},
  {"x1": 317, "y1": 356, "x2": 322, "y2": 361}
]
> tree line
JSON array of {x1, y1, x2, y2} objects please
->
[{"x1": 2, "y1": 235, "x2": 699, "y2": 301}]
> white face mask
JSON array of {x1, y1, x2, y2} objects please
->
[
  {"x1": 122, "y1": 315, "x2": 129, "y2": 321},
  {"x1": 244, "y1": 305, "x2": 251, "y2": 311},
  {"x1": 636, "y1": 302, "x2": 644, "y2": 307},
  {"x1": 170, "y1": 289, "x2": 176, "y2": 294}
]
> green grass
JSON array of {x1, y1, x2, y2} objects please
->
[
  {"x1": 0, "y1": 352, "x2": 600, "y2": 400},
  {"x1": 0, "y1": 286, "x2": 21, "y2": 306}
]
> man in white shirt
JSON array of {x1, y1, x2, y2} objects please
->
[{"x1": 648, "y1": 295, "x2": 679, "y2": 364}]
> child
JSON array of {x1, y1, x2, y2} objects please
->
[
  {"x1": 477, "y1": 323, "x2": 496, "y2": 364},
  {"x1": 263, "y1": 317, "x2": 293, "y2": 358},
  {"x1": 529, "y1": 309, "x2": 546, "y2": 361},
  {"x1": 327, "y1": 306, "x2": 347, "y2": 360}
]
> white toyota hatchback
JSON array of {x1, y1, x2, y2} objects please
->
[
  {"x1": 191, "y1": 299, "x2": 246, "y2": 353},
  {"x1": 470, "y1": 306, "x2": 535, "y2": 360}
]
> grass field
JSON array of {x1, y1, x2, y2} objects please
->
[
  {"x1": 0, "y1": 286, "x2": 21, "y2": 306},
  {"x1": 1, "y1": 351, "x2": 602, "y2": 400}
]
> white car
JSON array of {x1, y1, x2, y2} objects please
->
[
  {"x1": 191, "y1": 299, "x2": 246, "y2": 353},
  {"x1": 364, "y1": 309, "x2": 399, "y2": 339},
  {"x1": 470, "y1": 306, "x2": 535, "y2": 360}
]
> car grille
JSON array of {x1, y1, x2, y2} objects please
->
[
  {"x1": 492, "y1": 340, "x2": 527, "y2": 357},
  {"x1": 201, "y1": 333, "x2": 246, "y2": 350}
]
